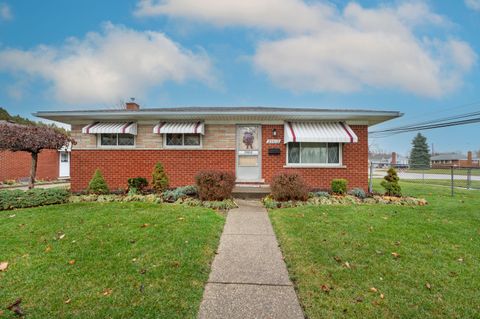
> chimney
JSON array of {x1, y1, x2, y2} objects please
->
[
  {"x1": 391, "y1": 152, "x2": 397, "y2": 165},
  {"x1": 467, "y1": 151, "x2": 473, "y2": 166},
  {"x1": 125, "y1": 98, "x2": 139, "y2": 111}
]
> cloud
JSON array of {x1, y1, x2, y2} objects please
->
[
  {"x1": 0, "y1": 3, "x2": 12, "y2": 21},
  {"x1": 137, "y1": 0, "x2": 476, "y2": 97},
  {"x1": 465, "y1": 0, "x2": 480, "y2": 11},
  {"x1": 134, "y1": 0, "x2": 336, "y2": 33},
  {"x1": 0, "y1": 23, "x2": 214, "y2": 105}
]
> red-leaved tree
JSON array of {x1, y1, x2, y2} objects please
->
[{"x1": 0, "y1": 122, "x2": 76, "y2": 189}]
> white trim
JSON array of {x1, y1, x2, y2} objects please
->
[
  {"x1": 163, "y1": 133, "x2": 203, "y2": 149},
  {"x1": 70, "y1": 147, "x2": 235, "y2": 151},
  {"x1": 97, "y1": 133, "x2": 136, "y2": 148},
  {"x1": 286, "y1": 142, "x2": 343, "y2": 165},
  {"x1": 284, "y1": 164, "x2": 346, "y2": 168}
]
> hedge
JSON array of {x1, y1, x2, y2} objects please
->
[{"x1": 0, "y1": 188, "x2": 70, "y2": 210}]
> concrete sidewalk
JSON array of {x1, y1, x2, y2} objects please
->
[{"x1": 198, "y1": 200, "x2": 304, "y2": 319}]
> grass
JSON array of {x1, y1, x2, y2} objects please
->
[
  {"x1": 401, "y1": 168, "x2": 480, "y2": 176},
  {"x1": 269, "y1": 182, "x2": 480, "y2": 318},
  {"x1": 0, "y1": 202, "x2": 225, "y2": 319},
  {"x1": 398, "y1": 178, "x2": 480, "y2": 189}
]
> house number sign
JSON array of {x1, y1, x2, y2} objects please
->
[{"x1": 266, "y1": 139, "x2": 281, "y2": 144}]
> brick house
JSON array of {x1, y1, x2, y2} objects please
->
[
  {"x1": 35, "y1": 104, "x2": 401, "y2": 192},
  {"x1": 0, "y1": 121, "x2": 71, "y2": 183},
  {"x1": 431, "y1": 152, "x2": 480, "y2": 168}
]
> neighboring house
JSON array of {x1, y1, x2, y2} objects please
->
[
  {"x1": 431, "y1": 152, "x2": 479, "y2": 168},
  {"x1": 35, "y1": 103, "x2": 401, "y2": 192},
  {"x1": 0, "y1": 120, "x2": 71, "y2": 182},
  {"x1": 369, "y1": 152, "x2": 409, "y2": 168}
]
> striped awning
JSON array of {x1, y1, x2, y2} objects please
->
[
  {"x1": 153, "y1": 122, "x2": 205, "y2": 135},
  {"x1": 284, "y1": 122, "x2": 358, "y2": 144},
  {"x1": 82, "y1": 122, "x2": 137, "y2": 135}
]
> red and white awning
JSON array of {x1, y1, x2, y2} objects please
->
[
  {"x1": 82, "y1": 122, "x2": 137, "y2": 135},
  {"x1": 153, "y1": 122, "x2": 205, "y2": 135},
  {"x1": 284, "y1": 122, "x2": 358, "y2": 143}
]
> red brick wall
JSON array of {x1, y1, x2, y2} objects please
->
[
  {"x1": 0, "y1": 149, "x2": 59, "y2": 182},
  {"x1": 71, "y1": 150, "x2": 236, "y2": 192},
  {"x1": 262, "y1": 125, "x2": 369, "y2": 190}
]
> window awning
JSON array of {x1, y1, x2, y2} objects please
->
[
  {"x1": 153, "y1": 122, "x2": 205, "y2": 135},
  {"x1": 284, "y1": 122, "x2": 358, "y2": 143},
  {"x1": 82, "y1": 122, "x2": 137, "y2": 135}
]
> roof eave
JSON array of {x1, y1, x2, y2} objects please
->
[{"x1": 33, "y1": 109, "x2": 402, "y2": 126}]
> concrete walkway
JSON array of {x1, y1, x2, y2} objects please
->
[{"x1": 198, "y1": 200, "x2": 304, "y2": 319}]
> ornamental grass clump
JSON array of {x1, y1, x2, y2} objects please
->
[
  {"x1": 271, "y1": 173, "x2": 308, "y2": 201},
  {"x1": 381, "y1": 167, "x2": 402, "y2": 197},
  {"x1": 152, "y1": 162, "x2": 169, "y2": 193},
  {"x1": 87, "y1": 169, "x2": 109, "y2": 194}
]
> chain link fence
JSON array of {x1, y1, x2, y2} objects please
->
[{"x1": 370, "y1": 162, "x2": 480, "y2": 196}]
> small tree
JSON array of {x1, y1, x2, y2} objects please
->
[
  {"x1": 381, "y1": 168, "x2": 402, "y2": 196},
  {"x1": 152, "y1": 162, "x2": 169, "y2": 193},
  {"x1": 87, "y1": 169, "x2": 109, "y2": 194},
  {"x1": 0, "y1": 122, "x2": 75, "y2": 189},
  {"x1": 409, "y1": 133, "x2": 430, "y2": 169}
]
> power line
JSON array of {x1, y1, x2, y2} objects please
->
[{"x1": 370, "y1": 107, "x2": 480, "y2": 137}]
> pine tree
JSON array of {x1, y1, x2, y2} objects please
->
[
  {"x1": 409, "y1": 133, "x2": 430, "y2": 169},
  {"x1": 87, "y1": 169, "x2": 109, "y2": 194},
  {"x1": 152, "y1": 162, "x2": 169, "y2": 193}
]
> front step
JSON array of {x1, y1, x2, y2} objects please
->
[{"x1": 233, "y1": 184, "x2": 271, "y2": 199}]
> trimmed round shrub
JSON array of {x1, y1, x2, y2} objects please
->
[
  {"x1": 195, "y1": 171, "x2": 235, "y2": 201},
  {"x1": 271, "y1": 172, "x2": 308, "y2": 202},
  {"x1": 331, "y1": 179, "x2": 347, "y2": 195},
  {"x1": 87, "y1": 169, "x2": 109, "y2": 194}
]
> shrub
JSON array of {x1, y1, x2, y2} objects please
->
[
  {"x1": 162, "y1": 185, "x2": 197, "y2": 202},
  {"x1": 348, "y1": 187, "x2": 367, "y2": 199},
  {"x1": 381, "y1": 168, "x2": 402, "y2": 196},
  {"x1": 331, "y1": 179, "x2": 347, "y2": 195},
  {"x1": 87, "y1": 169, "x2": 109, "y2": 194},
  {"x1": 0, "y1": 188, "x2": 70, "y2": 210},
  {"x1": 310, "y1": 191, "x2": 330, "y2": 198},
  {"x1": 271, "y1": 173, "x2": 308, "y2": 201},
  {"x1": 152, "y1": 162, "x2": 169, "y2": 193},
  {"x1": 127, "y1": 177, "x2": 148, "y2": 195},
  {"x1": 195, "y1": 171, "x2": 235, "y2": 201}
]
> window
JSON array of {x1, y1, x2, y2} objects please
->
[
  {"x1": 99, "y1": 134, "x2": 135, "y2": 147},
  {"x1": 60, "y1": 152, "x2": 69, "y2": 163},
  {"x1": 165, "y1": 133, "x2": 201, "y2": 147},
  {"x1": 287, "y1": 142, "x2": 341, "y2": 165}
]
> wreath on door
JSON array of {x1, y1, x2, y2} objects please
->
[{"x1": 242, "y1": 131, "x2": 255, "y2": 149}]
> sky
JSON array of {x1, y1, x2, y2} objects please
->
[{"x1": 0, "y1": 0, "x2": 479, "y2": 156}]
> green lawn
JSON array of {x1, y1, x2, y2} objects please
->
[
  {"x1": 269, "y1": 182, "x2": 480, "y2": 318},
  {"x1": 0, "y1": 202, "x2": 225, "y2": 319},
  {"x1": 397, "y1": 178, "x2": 480, "y2": 190},
  {"x1": 403, "y1": 168, "x2": 480, "y2": 176}
]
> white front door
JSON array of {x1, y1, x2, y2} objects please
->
[
  {"x1": 236, "y1": 125, "x2": 262, "y2": 181},
  {"x1": 59, "y1": 151, "x2": 70, "y2": 177}
]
